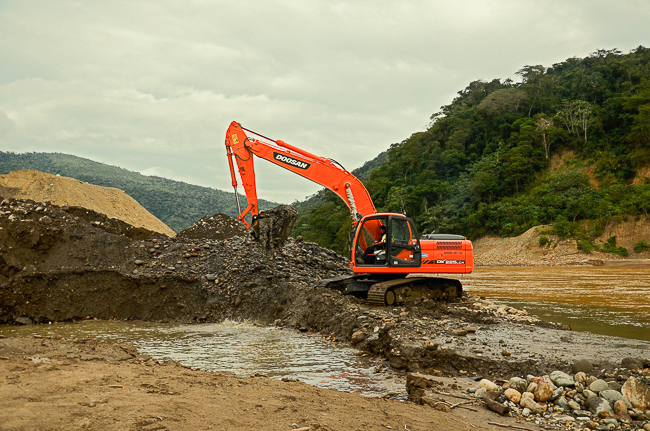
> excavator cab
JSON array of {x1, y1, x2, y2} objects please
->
[{"x1": 352, "y1": 214, "x2": 421, "y2": 268}]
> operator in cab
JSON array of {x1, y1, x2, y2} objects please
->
[{"x1": 362, "y1": 225, "x2": 386, "y2": 264}]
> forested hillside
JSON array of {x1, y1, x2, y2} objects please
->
[
  {"x1": 0, "y1": 152, "x2": 277, "y2": 232},
  {"x1": 293, "y1": 47, "x2": 650, "y2": 255}
]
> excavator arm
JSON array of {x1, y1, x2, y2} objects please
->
[{"x1": 225, "y1": 121, "x2": 376, "y2": 228}]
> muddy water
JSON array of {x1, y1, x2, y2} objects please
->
[
  {"x1": 0, "y1": 321, "x2": 404, "y2": 397},
  {"x1": 461, "y1": 266, "x2": 650, "y2": 341}
]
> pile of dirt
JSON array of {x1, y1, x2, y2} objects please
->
[
  {"x1": 0, "y1": 169, "x2": 175, "y2": 237},
  {"x1": 176, "y1": 213, "x2": 248, "y2": 240}
]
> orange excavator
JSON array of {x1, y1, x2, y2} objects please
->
[{"x1": 225, "y1": 121, "x2": 474, "y2": 306}]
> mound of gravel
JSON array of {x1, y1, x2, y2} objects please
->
[{"x1": 177, "y1": 213, "x2": 249, "y2": 241}]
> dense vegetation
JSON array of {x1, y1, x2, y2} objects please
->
[
  {"x1": 0, "y1": 152, "x2": 277, "y2": 232},
  {"x1": 293, "y1": 47, "x2": 650, "y2": 254}
]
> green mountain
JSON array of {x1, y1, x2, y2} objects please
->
[
  {"x1": 293, "y1": 47, "x2": 650, "y2": 254},
  {"x1": 0, "y1": 152, "x2": 278, "y2": 232}
]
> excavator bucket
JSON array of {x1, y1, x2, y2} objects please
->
[{"x1": 252, "y1": 204, "x2": 298, "y2": 250}]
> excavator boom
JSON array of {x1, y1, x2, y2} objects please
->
[{"x1": 225, "y1": 121, "x2": 375, "y2": 228}]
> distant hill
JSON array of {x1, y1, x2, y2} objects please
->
[
  {"x1": 292, "y1": 47, "x2": 650, "y2": 255},
  {"x1": 0, "y1": 152, "x2": 278, "y2": 232}
]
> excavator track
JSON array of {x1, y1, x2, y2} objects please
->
[{"x1": 366, "y1": 277, "x2": 462, "y2": 306}]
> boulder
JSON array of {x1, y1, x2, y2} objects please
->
[
  {"x1": 574, "y1": 372, "x2": 587, "y2": 384},
  {"x1": 479, "y1": 379, "x2": 499, "y2": 392},
  {"x1": 509, "y1": 377, "x2": 528, "y2": 393},
  {"x1": 621, "y1": 357, "x2": 644, "y2": 371},
  {"x1": 572, "y1": 359, "x2": 594, "y2": 374},
  {"x1": 504, "y1": 388, "x2": 521, "y2": 404},
  {"x1": 554, "y1": 396, "x2": 570, "y2": 410},
  {"x1": 621, "y1": 376, "x2": 650, "y2": 410},
  {"x1": 613, "y1": 399, "x2": 628, "y2": 415},
  {"x1": 534, "y1": 376, "x2": 556, "y2": 402},
  {"x1": 351, "y1": 331, "x2": 366, "y2": 344},
  {"x1": 583, "y1": 389, "x2": 597, "y2": 398},
  {"x1": 585, "y1": 396, "x2": 614, "y2": 418},
  {"x1": 601, "y1": 389, "x2": 632, "y2": 409},
  {"x1": 520, "y1": 396, "x2": 545, "y2": 414},
  {"x1": 550, "y1": 371, "x2": 575, "y2": 387},
  {"x1": 589, "y1": 379, "x2": 609, "y2": 393}
]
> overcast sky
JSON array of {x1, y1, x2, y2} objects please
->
[{"x1": 0, "y1": 1, "x2": 648, "y2": 203}]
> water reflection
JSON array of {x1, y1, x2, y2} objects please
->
[
  {"x1": 462, "y1": 266, "x2": 650, "y2": 341},
  {"x1": 0, "y1": 320, "x2": 404, "y2": 397}
]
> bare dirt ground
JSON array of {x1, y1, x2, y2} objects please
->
[
  {"x1": 0, "y1": 336, "x2": 488, "y2": 431},
  {"x1": 0, "y1": 170, "x2": 175, "y2": 237},
  {"x1": 473, "y1": 224, "x2": 650, "y2": 267}
]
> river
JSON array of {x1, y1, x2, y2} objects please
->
[{"x1": 461, "y1": 265, "x2": 650, "y2": 342}]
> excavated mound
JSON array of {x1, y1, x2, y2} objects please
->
[
  {"x1": 176, "y1": 213, "x2": 248, "y2": 240},
  {"x1": 0, "y1": 170, "x2": 175, "y2": 237}
]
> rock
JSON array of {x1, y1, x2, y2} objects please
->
[
  {"x1": 573, "y1": 359, "x2": 594, "y2": 374},
  {"x1": 601, "y1": 389, "x2": 632, "y2": 409},
  {"x1": 583, "y1": 389, "x2": 598, "y2": 398},
  {"x1": 585, "y1": 396, "x2": 614, "y2": 418},
  {"x1": 520, "y1": 391, "x2": 534, "y2": 406},
  {"x1": 551, "y1": 371, "x2": 575, "y2": 387},
  {"x1": 643, "y1": 423, "x2": 650, "y2": 431},
  {"x1": 14, "y1": 316, "x2": 32, "y2": 325},
  {"x1": 134, "y1": 259, "x2": 144, "y2": 265},
  {"x1": 520, "y1": 396, "x2": 545, "y2": 414},
  {"x1": 534, "y1": 376, "x2": 556, "y2": 402},
  {"x1": 554, "y1": 396, "x2": 570, "y2": 410},
  {"x1": 607, "y1": 381, "x2": 622, "y2": 392},
  {"x1": 621, "y1": 376, "x2": 650, "y2": 410},
  {"x1": 474, "y1": 387, "x2": 487, "y2": 399},
  {"x1": 504, "y1": 388, "x2": 521, "y2": 403},
  {"x1": 575, "y1": 372, "x2": 588, "y2": 384},
  {"x1": 38, "y1": 215, "x2": 52, "y2": 224},
  {"x1": 621, "y1": 357, "x2": 644, "y2": 371},
  {"x1": 351, "y1": 331, "x2": 366, "y2": 344},
  {"x1": 464, "y1": 326, "x2": 477, "y2": 333},
  {"x1": 451, "y1": 329, "x2": 468, "y2": 336},
  {"x1": 509, "y1": 377, "x2": 527, "y2": 393},
  {"x1": 603, "y1": 418, "x2": 618, "y2": 427},
  {"x1": 585, "y1": 375, "x2": 598, "y2": 386},
  {"x1": 555, "y1": 415, "x2": 575, "y2": 422},
  {"x1": 550, "y1": 387, "x2": 563, "y2": 401},
  {"x1": 613, "y1": 399, "x2": 627, "y2": 415},
  {"x1": 527, "y1": 382, "x2": 538, "y2": 394},
  {"x1": 568, "y1": 400, "x2": 581, "y2": 411},
  {"x1": 501, "y1": 350, "x2": 511, "y2": 357},
  {"x1": 585, "y1": 420, "x2": 598, "y2": 430},
  {"x1": 479, "y1": 379, "x2": 499, "y2": 392},
  {"x1": 521, "y1": 407, "x2": 530, "y2": 417},
  {"x1": 323, "y1": 261, "x2": 337, "y2": 271},
  {"x1": 589, "y1": 379, "x2": 610, "y2": 393}
]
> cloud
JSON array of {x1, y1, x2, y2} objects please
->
[
  {"x1": 0, "y1": 108, "x2": 17, "y2": 137},
  {"x1": 0, "y1": 0, "x2": 648, "y2": 202}
]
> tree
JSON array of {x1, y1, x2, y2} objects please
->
[
  {"x1": 555, "y1": 100, "x2": 595, "y2": 142},
  {"x1": 478, "y1": 89, "x2": 528, "y2": 116},
  {"x1": 534, "y1": 115, "x2": 563, "y2": 158}
]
